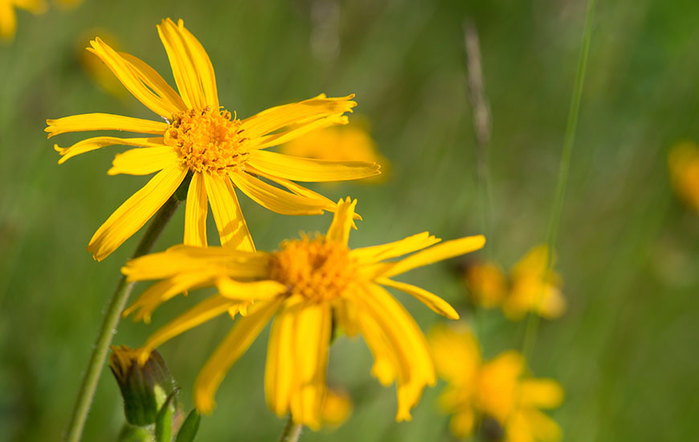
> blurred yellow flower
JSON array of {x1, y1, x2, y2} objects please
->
[
  {"x1": 429, "y1": 324, "x2": 564, "y2": 442},
  {"x1": 503, "y1": 245, "x2": 565, "y2": 320},
  {"x1": 280, "y1": 122, "x2": 389, "y2": 183},
  {"x1": 46, "y1": 18, "x2": 380, "y2": 261},
  {"x1": 321, "y1": 388, "x2": 353, "y2": 427},
  {"x1": 0, "y1": 0, "x2": 46, "y2": 40},
  {"x1": 122, "y1": 198, "x2": 485, "y2": 429},
  {"x1": 668, "y1": 141, "x2": 699, "y2": 211},
  {"x1": 464, "y1": 245, "x2": 565, "y2": 320},
  {"x1": 464, "y1": 261, "x2": 508, "y2": 308}
]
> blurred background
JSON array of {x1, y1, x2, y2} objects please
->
[{"x1": 1, "y1": 0, "x2": 698, "y2": 440}]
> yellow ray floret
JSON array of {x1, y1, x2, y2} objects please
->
[
  {"x1": 46, "y1": 18, "x2": 380, "y2": 260},
  {"x1": 122, "y1": 198, "x2": 485, "y2": 429}
]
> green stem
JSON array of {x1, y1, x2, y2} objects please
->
[
  {"x1": 521, "y1": 0, "x2": 597, "y2": 360},
  {"x1": 64, "y1": 196, "x2": 180, "y2": 442},
  {"x1": 278, "y1": 416, "x2": 303, "y2": 442}
]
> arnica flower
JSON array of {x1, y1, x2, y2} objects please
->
[
  {"x1": 464, "y1": 245, "x2": 565, "y2": 320},
  {"x1": 121, "y1": 198, "x2": 485, "y2": 429},
  {"x1": 280, "y1": 122, "x2": 389, "y2": 183},
  {"x1": 668, "y1": 141, "x2": 699, "y2": 211},
  {"x1": 0, "y1": 0, "x2": 46, "y2": 41},
  {"x1": 430, "y1": 324, "x2": 564, "y2": 442},
  {"x1": 46, "y1": 19, "x2": 380, "y2": 261}
]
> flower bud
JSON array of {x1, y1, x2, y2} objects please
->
[{"x1": 109, "y1": 345, "x2": 177, "y2": 426}]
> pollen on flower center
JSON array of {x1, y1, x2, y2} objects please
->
[
  {"x1": 270, "y1": 237, "x2": 358, "y2": 302},
  {"x1": 164, "y1": 107, "x2": 249, "y2": 175}
]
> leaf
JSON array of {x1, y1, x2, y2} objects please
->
[
  {"x1": 155, "y1": 391, "x2": 177, "y2": 442},
  {"x1": 175, "y1": 409, "x2": 201, "y2": 442}
]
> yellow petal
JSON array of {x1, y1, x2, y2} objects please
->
[
  {"x1": 157, "y1": 18, "x2": 206, "y2": 109},
  {"x1": 230, "y1": 171, "x2": 331, "y2": 215},
  {"x1": 352, "y1": 283, "x2": 435, "y2": 421},
  {"x1": 247, "y1": 167, "x2": 340, "y2": 213},
  {"x1": 122, "y1": 245, "x2": 270, "y2": 281},
  {"x1": 428, "y1": 324, "x2": 481, "y2": 386},
  {"x1": 519, "y1": 409, "x2": 562, "y2": 442},
  {"x1": 55, "y1": 136, "x2": 166, "y2": 164},
  {"x1": 288, "y1": 302, "x2": 331, "y2": 430},
  {"x1": 88, "y1": 38, "x2": 184, "y2": 117},
  {"x1": 184, "y1": 172, "x2": 208, "y2": 246},
  {"x1": 216, "y1": 276, "x2": 286, "y2": 301},
  {"x1": 519, "y1": 379, "x2": 564, "y2": 409},
  {"x1": 108, "y1": 146, "x2": 178, "y2": 175},
  {"x1": 382, "y1": 235, "x2": 486, "y2": 278},
  {"x1": 177, "y1": 20, "x2": 219, "y2": 109},
  {"x1": 332, "y1": 298, "x2": 360, "y2": 337},
  {"x1": 250, "y1": 113, "x2": 349, "y2": 150},
  {"x1": 265, "y1": 297, "x2": 301, "y2": 417},
  {"x1": 325, "y1": 197, "x2": 357, "y2": 245},
  {"x1": 350, "y1": 232, "x2": 440, "y2": 264},
  {"x1": 194, "y1": 298, "x2": 283, "y2": 414},
  {"x1": 119, "y1": 52, "x2": 187, "y2": 111},
  {"x1": 241, "y1": 94, "x2": 356, "y2": 140},
  {"x1": 449, "y1": 408, "x2": 476, "y2": 439},
  {"x1": 377, "y1": 278, "x2": 459, "y2": 320},
  {"x1": 45, "y1": 113, "x2": 167, "y2": 138},
  {"x1": 124, "y1": 271, "x2": 218, "y2": 322},
  {"x1": 203, "y1": 173, "x2": 255, "y2": 251},
  {"x1": 138, "y1": 295, "x2": 236, "y2": 362},
  {"x1": 248, "y1": 150, "x2": 380, "y2": 182},
  {"x1": 0, "y1": 3, "x2": 17, "y2": 41},
  {"x1": 87, "y1": 167, "x2": 187, "y2": 261}
]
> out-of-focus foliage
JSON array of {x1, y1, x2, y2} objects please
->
[{"x1": 1, "y1": 0, "x2": 698, "y2": 441}]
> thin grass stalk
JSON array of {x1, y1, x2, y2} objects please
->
[
  {"x1": 64, "y1": 196, "x2": 180, "y2": 442},
  {"x1": 464, "y1": 20, "x2": 493, "y2": 258},
  {"x1": 521, "y1": 0, "x2": 598, "y2": 360}
]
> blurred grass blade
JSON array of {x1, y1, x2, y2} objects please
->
[
  {"x1": 522, "y1": 0, "x2": 598, "y2": 359},
  {"x1": 175, "y1": 409, "x2": 201, "y2": 442}
]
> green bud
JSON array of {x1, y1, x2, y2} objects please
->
[{"x1": 109, "y1": 345, "x2": 178, "y2": 427}]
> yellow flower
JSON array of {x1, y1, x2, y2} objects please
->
[
  {"x1": 668, "y1": 141, "x2": 699, "y2": 211},
  {"x1": 0, "y1": 0, "x2": 46, "y2": 40},
  {"x1": 430, "y1": 325, "x2": 564, "y2": 442},
  {"x1": 320, "y1": 387, "x2": 353, "y2": 428},
  {"x1": 46, "y1": 19, "x2": 380, "y2": 261},
  {"x1": 464, "y1": 246, "x2": 565, "y2": 320},
  {"x1": 464, "y1": 261, "x2": 508, "y2": 308},
  {"x1": 280, "y1": 122, "x2": 390, "y2": 183},
  {"x1": 121, "y1": 198, "x2": 485, "y2": 429},
  {"x1": 503, "y1": 245, "x2": 565, "y2": 320}
]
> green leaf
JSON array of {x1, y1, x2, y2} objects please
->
[
  {"x1": 155, "y1": 391, "x2": 177, "y2": 442},
  {"x1": 175, "y1": 409, "x2": 201, "y2": 442}
]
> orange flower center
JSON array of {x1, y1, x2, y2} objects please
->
[
  {"x1": 270, "y1": 237, "x2": 358, "y2": 302},
  {"x1": 164, "y1": 107, "x2": 249, "y2": 175}
]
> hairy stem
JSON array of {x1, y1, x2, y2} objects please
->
[{"x1": 64, "y1": 196, "x2": 180, "y2": 442}]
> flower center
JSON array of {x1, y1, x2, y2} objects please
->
[
  {"x1": 164, "y1": 107, "x2": 249, "y2": 175},
  {"x1": 270, "y1": 237, "x2": 358, "y2": 302}
]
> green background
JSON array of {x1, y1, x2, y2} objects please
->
[{"x1": 1, "y1": 0, "x2": 698, "y2": 440}]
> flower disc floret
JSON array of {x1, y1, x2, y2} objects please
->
[
  {"x1": 270, "y1": 237, "x2": 358, "y2": 302},
  {"x1": 164, "y1": 107, "x2": 249, "y2": 175}
]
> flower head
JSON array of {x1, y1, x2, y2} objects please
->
[
  {"x1": 464, "y1": 245, "x2": 565, "y2": 320},
  {"x1": 0, "y1": 0, "x2": 46, "y2": 41},
  {"x1": 430, "y1": 325, "x2": 564, "y2": 442},
  {"x1": 122, "y1": 198, "x2": 485, "y2": 429},
  {"x1": 46, "y1": 19, "x2": 380, "y2": 260},
  {"x1": 668, "y1": 141, "x2": 699, "y2": 211}
]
